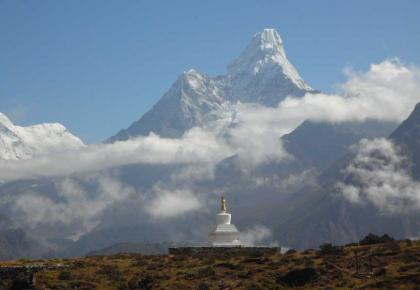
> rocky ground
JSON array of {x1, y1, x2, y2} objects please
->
[{"x1": 0, "y1": 237, "x2": 419, "y2": 290}]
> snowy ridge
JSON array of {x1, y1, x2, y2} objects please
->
[
  {"x1": 0, "y1": 113, "x2": 15, "y2": 129},
  {"x1": 0, "y1": 113, "x2": 85, "y2": 160}
]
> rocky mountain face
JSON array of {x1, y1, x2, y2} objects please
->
[
  {"x1": 108, "y1": 29, "x2": 315, "y2": 142},
  {"x1": 270, "y1": 188, "x2": 419, "y2": 249},
  {"x1": 282, "y1": 120, "x2": 398, "y2": 172},
  {"x1": 390, "y1": 103, "x2": 420, "y2": 178},
  {"x1": 108, "y1": 70, "x2": 228, "y2": 141},
  {"x1": 0, "y1": 113, "x2": 85, "y2": 160},
  {"x1": 0, "y1": 214, "x2": 53, "y2": 261}
]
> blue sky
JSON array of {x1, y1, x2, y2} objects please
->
[{"x1": 1, "y1": 0, "x2": 419, "y2": 143}]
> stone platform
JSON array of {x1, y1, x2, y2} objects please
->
[{"x1": 168, "y1": 247, "x2": 280, "y2": 257}]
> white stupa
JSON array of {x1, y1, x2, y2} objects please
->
[{"x1": 209, "y1": 196, "x2": 242, "y2": 247}]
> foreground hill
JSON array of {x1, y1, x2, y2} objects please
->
[{"x1": 1, "y1": 238, "x2": 419, "y2": 289}]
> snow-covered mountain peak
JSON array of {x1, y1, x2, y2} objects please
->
[
  {"x1": 182, "y1": 69, "x2": 206, "y2": 89},
  {"x1": 257, "y1": 28, "x2": 284, "y2": 53},
  {"x1": 109, "y1": 28, "x2": 314, "y2": 141},
  {"x1": 227, "y1": 28, "x2": 311, "y2": 91},
  {"x1": 0, "y1": 112, "x2": 85, "y2": 160},
  {"x1": 184, "y1": 68, "x2": 200, "y2": 75}
]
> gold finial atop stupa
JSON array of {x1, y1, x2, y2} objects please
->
[{"x1": 221, "y1": 195, "x2": 227, "y2": 212}]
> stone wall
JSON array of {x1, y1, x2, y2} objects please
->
[
  {"x1": 0, "y1": 264, "x2": 67, "y2": 289},
  {"x1": 168, "y1": 247, "x2": 280, "y2": 257}
]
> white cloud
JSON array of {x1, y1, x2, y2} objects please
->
[
  {"x1": 169, "y1": 164, "x2": 216, "y2": 184},
  {"x1": 337, "y1": 138, "x2": 420, "y2": 213},
  {"x1": 144, "y1": 187, "x2": 203, "y2": 219},
  {"x1": 279, "y1": 59, "x2": 420, "y2": 124},
  {"x1": 0, "y1": 127, "x2": 232, "y2": 182},
  {"x1": 253, "y1": 169, "x2": 318, "y2": 191},
  {"x1": 240, "y1": 225, "x2": 278, "y2": 246},
  {"x1": 10, "y1": 174, "x2": 136, "y2": 240},
  {"x1": 226, "y1": 103, "x2": 293, "y2": 165}
]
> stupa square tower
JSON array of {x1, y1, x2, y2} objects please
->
[{"x1": 209, "y1": 196, "x2": 242, "y2": 247}]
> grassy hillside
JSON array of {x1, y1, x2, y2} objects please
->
[{"x1": 0, "y1": 239, "x2": 419, "y2": 290}]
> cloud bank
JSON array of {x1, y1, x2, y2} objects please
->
[
  {"x1": 0, "y1": 128, "x2": 232, "y2": 182},
  {"x1": 144, "y1": 187, "x2": 203, "y2": 219},
  {"x1": 240, "y1": 225, "x2": 278, "y2": 246},
  {"x1": 9, "y1": 174, "x2": 136, "y2": 240}
]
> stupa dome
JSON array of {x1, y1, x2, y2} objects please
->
[{"x1": 209, "y1": 196, "x2": 242, "y2": 247}]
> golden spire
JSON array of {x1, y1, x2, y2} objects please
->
[{"x1": 221, "y1": 195, "x2": 227, "y2": 212}]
